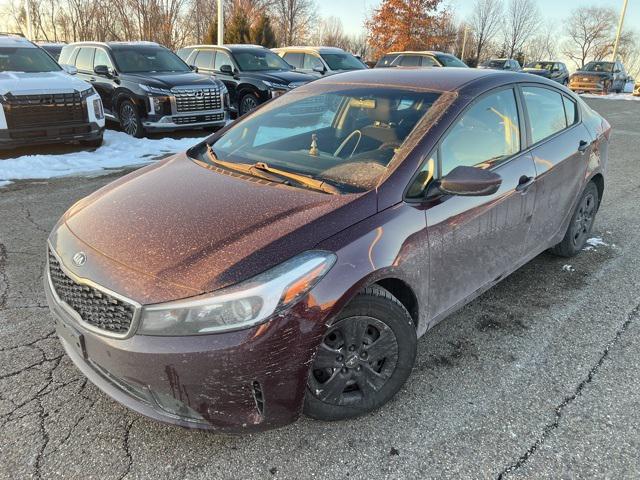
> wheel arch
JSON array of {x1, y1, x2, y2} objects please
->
[
  {"x1": 589, "y1": 172, "x2": 605, "y2": 207},
  {"x1": 372, "y1": 277, "x2": 419, "y2": 329}
]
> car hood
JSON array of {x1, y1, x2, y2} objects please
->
[
  {"x1": 60, "y1": 153, "x2": 375, "y2": 301},
  {"x1": 0, "y1": 71, "x2": 92, "y2": 95},
  {"x1": 523, "y1": 68, "x2": 551, "y2": 77},
  {"x1": 122, "y1": 71, "x2": 218, "y2": 89},
  {"x1": 240, "y1": 70, "x2": 315, "y2": 86}
]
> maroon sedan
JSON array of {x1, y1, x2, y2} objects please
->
[{"x1": 45, "y1": 68, "x2": 610, "y2": 432}]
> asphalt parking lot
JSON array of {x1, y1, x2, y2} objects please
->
[{"x1": 1, "y1": 98, "x2": 639, "y2": 479}]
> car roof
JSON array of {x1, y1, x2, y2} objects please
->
[
  {"x1": 274, "y1": 46, "x2": 347, "y2": 54},
  {"x1": 183, "y1": 44, "x2": 265, "y2": 51},
  {"x1": 388, "y1": 51, "x2": 445, "y2": 56},
  {"x1": 305, "y1": 67, "x2": 542, "y2": 93},
  {"x1": 65, "y1": 41, "x2": 163, "y2": 49},
  {"x1": 0, "y1": 34, "x2": 36, "y2": 48}
]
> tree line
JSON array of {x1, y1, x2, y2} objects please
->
[{"x1": 2, "y1": 0, "x2": 638, "y2": 77}]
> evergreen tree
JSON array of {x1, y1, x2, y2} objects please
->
[
  {"x1": 251, "y1": 14, "x2": 277, "y2": 48},
  {"x1": 225, "y1": 10, "x2": 251, "y2": 44}
]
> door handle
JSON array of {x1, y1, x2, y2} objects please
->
[
  {"x1": 515, "y1": 175, "x2": 535, "y2": 192},
  {"x1": 578, "y1": 140, "x2": 589, "y2": 153}
]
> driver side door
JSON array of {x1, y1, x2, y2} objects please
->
[{"x1": 423, "y1": 86, "x2": 537, "y2": 324}]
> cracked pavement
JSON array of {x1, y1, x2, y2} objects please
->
[{"x1": 1, "y1": 98, "x2": 639, "y2": 479}]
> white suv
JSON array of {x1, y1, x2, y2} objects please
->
[
  {"x1": 0, "y1": 34, "x2": 104, "y2": 149},
  {"x1": 273, "y1": 46, "x2": 367, "y2": 77}
]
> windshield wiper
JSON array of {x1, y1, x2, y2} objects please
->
[
  {"x1": 252, "y1": 162, "x2": 339, "y2": 195},
  {"x1": 206, "y1": 145, "x2": 339, "y2": 194}
]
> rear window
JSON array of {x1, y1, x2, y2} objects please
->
[
  {"x1": 396, "y1": 55, "x2": 422, "y2": 67},
  {"x1": 522, "y1": 86, "x2": 568, "y2": 143}
]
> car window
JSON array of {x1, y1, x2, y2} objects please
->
[
  {"x1": 235, "y1": 50, "x2": 291, "y2": 71},
  {"x1": 93, "y1": 49, "x2": 113, "y2": 69},
  {"x1": 303, "y1": 53, "x2": 323, "y2": 70},
  {"x1": 320, "y1": 53, "x2": 364, "y2": 71},
  {"x1": 421, "y1": 56, "x2": 438, "y2": 67},
  {"x1": 75, "y1": 47, "x2": 95, "y2": 72},
  {"x1": 440, "y1": 88, "x2": 520, "y2": 176},
  {"x1": 375, "y1": 54, "x2": 398, "y2": 67},
  {"x1": 283, "y1": 52, "x2": 303, "y2": 68},
  {"x1": 522, "y1": 86, "x2": 568, "y2": 144},
  {"x1": 176, "y1": 48, "x2": 192, "y2": 61},
  {"x1": 407, "y1": 154, "x2": 437, "y2": 198},
  {"x1": 214, "y1": 50, "x2": 233, "y2": 71},
  {"x1": 111, "y1": 47, "x2": 190, "y2": 73},
  {"x1": 563, "y1": 96, "x2": 578, "y2": 126},
  {"x1": 398, "y1": 55, "x2": 421, "y2": 67},
  {"x1": 194, "y1": 50, "x2": 214, "y2": 70}
]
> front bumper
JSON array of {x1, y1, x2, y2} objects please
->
[
  {"x1": 569, "y1": 79, "x2": 608, "y2": 93},
  {"x1": 143, "y1": 110, "x2": 229, "y2": 131},
  {"x1": 44, "y1": 254, "x2": 326, "y2": 433},
  {"x1": 0, "y1": 122, "x2": 104, "y2": 150}
]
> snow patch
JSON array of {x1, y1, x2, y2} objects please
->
[
  {"x1": 0, "y1": 130, "x2": 207, "y2": 187},
  {"x1": 586, "y1": 237, "x2": 608, "y2": 247},
  {"x1": 562, "y1": 265, "x2": 575, "y2": 272}
]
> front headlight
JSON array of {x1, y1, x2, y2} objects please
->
[
  {"x1": 139, "y1": 84, "x2": 172, "y2": 95},
  {"x1": 138, "y1": 251, "x2": 336, "y2": 336},
  {"x1": 263, "y1": 80, "x2": 288, "y2": 90}
]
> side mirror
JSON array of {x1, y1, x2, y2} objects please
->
[
  {"x1": 62, "y1": 64, "x2": 78, "y2": 75},
  {"x1": 313, "y1": 64, "x2": 326, "y2": 74},
  {"x1": 219, "y1": 64, "x2": 234, "y2": 75},
  {"x1": 189, "y1": 65, "x2": 199, "y2": 73},
  {"x1": 93, "y1": 64, "x2": 110, "y2": 77},
  {"x1": 436, "y1": 166, "x2": 502, "y2": 197}
]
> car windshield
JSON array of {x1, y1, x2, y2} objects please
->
[
  {"x1": 435, "y1": 54, "x2": 467, "y2": 68},
  {"x1": 111, "y1": 47, "x2": 190, "y2": 73},
  {"x1": 234, "y1": 50, "x2": 291, "y2": 71},
  {"x1": 582, "y1": 62, "x2": 614, "y2": 73},
  {"x1": 483, "y1": 60, "x2": 507, "y2": 68},
  {"x1": 0, "y1": 47, "x2": 61, "y2": 72},
  {"x1": 525, "y1": 61, "x2": 554, "y2": 70},
  {"x1": 198, "y1": 87, "x2": 442, "y2": 193},
  {"x1": 320, "y1": 53, "x2": 365, "y2": 71}
]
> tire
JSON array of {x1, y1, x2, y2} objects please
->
[
  {"x1": 118, "y1": 99, "x2": 144, "y2": 138},
  {"x1": 80, "y1": 136, "x2": 103, "y2": 149},
  {"x1": 563, "y1": 79, "x2": 568, "y2": 87},
  {"x1": 551, "y1": 181, "x2": 599, "y2": 257},
  {"x1": 304, "y1": 285, "x2": 417, "y2": 421},
  {"x1": 238, "y1": 92, "x2": 260, "y2": 116}
]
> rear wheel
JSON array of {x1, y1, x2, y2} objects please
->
[
  {"x1": 551, "y1": 181, "x2": 599, "y2": 257},
  {"x1": 304, "y1": 286, "x2": 417, "y2": 421}
]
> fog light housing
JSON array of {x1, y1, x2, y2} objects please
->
[
  {"x1": 93, "y1": 98, "x2": 104, "y2": 119},
  {"x1": 150, "y1": 390, "x2": 206, "y2": 421}
]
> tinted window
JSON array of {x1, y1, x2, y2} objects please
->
[
  {"x1": 522, "y1": 86, "x2": 567, "y2": 144},
  {"x1": 194, "y1": 50, "x2": 214, "y2": 70},
  {"x1": 320, "y1": 53, "x2": 364, "y2": 71},
  {"x1": 176, "y1": 48, "x2": 192, "y2": 61},
  {"x1": 234, "y1": 50, "x2": 291, "y2": 71},
  {"x1": 398, "y1": 55, "x2": 421, "y2": 67},
  {"x1": 441, "y1": 89, "x2": 520, "y2": 176},
  {"x1": 303, "y1": 53, "x2": 323, "y2": 70},
  {"x1": 0, "y1": 47, "x2": 62, "y2": 72},
  {"x1": 563, "y1": 96, "x2": 578, "y2": 126},
  {"x1": 283, "y1": 52, "x2": 303, "y2": 68},
  {"x1": 421, "y1": 56, "x2": 438, "y2": 67},
  {"x1": 75, "y1": 47, "x2": 95, "y2": 71},
  {"x1": 435, "y1": 54, "x2": 467, "y2": 67},
  {"x1": 214, "y1": 50, "x2": 233, "y2": 71},
  {"x1": 93, "y1": 49, "x2": 113, "y2": 69},
  {"x1": 375, "y1": 54, "x2": 398, "y2": 68}
]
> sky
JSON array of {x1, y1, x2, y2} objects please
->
[{"x1": 319, "y1": 0, "x2": 640, "y2": 37}]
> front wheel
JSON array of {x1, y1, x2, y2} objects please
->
[
  {"x1": 238, "y1": 92, "x2": 260, "y2": 116},
  {"x1": 304, "y1": 286, "x2": 417, "y2": 421},
  {"x1": 551, "y1": 181, "x2": 599, "y2": 257},
  {"x1": 118, "y1": 99, "x2": 144, "y2": 138}
]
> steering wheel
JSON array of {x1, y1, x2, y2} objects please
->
[{"x1": 334, "y1": 130, "x2": 362, "y2": 159}]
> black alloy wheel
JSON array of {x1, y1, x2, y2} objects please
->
[
  {"x1": 119, "y1": 100, "x2": 143, "y2": 138},
  {"x1": 239, "y1": 93, "x2": 260, "y2": 116},
  {"x1": 551, "y1": 181, "x2": 599, "y2": 257},
  {"x1": 304, "y1": 286, "x2": 417, "y2": 421}
]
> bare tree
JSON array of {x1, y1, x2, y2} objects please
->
[
  {"x1": 524, "y1": 22, "x2": 557, "y2": 62},
  {"x1": 469, "y1": 0, "x2": 503, "y2": 62},
  {"x1": 271, "y1": 0, "x2": 316, "y2": 46},
  {"x1": 561, "y1": 6, "x2": 616, "y2": 69},
  {"x1": 503, "y1": 0, "x2": 540, "y2": 58}
]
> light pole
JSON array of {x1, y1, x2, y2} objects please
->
[
  {"x1": 612, "y1": 0, "x2": 629, "y2": 61},
  {"x1": 461, "y1": 25, "x2": 468, "y2": 61},
  {"x1": 25, "y1": 0, "x2": 33, "y2": 39},
  {"x1": 217, "y1": 0, "x2": 224, "y2": 46}
]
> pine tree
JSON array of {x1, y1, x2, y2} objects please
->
[
  {"x1": 251, "y1": 14, "x2": 277, "y2": 48},
  {"x1": 225, "y1": 10, "x2": 252, "y2": 44}
]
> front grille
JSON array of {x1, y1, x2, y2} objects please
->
[
  {"x1": 173, "y1": 87, "x2": 222, "y2": 112},
  {"x1": 48, "y1": 250, "x2": 135, "y2": 334},
  {"x1": 3, "y1": 92, "x2": 87, "y2": 129},
  {"x1": 173, "y1": 112, "x2": 225, "y2": 125}
]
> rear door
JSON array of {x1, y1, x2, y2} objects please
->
[
  {"x1": 421, "y1": 86, "x2": 537, "y2": 322},
  {"x1": 520, "y1": 85, "x2": 592, "y2": 251},
  {"x1": 73, "y1": 47, "x2": 95, "y2": 83}
]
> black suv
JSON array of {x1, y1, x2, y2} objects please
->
[
  {"x1": 569, "y1": 60, "x2": 628, "y2": 94},
  {"x1": 522, "y1": 61, "x2": 570, "y2": 85},
  {"x1": 177, "y1": 44, "x2": 316, "y2": 115},
  {"x1": 59, "y1": 41, "x2": 229, "y2": 137},
  {"x1": 478, "y1": 58, "x2": 522, "y2": 71}
]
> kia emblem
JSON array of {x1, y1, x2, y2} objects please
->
[{"x1": 72, "y1": 252, "x2": 87, "y2": 266}]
